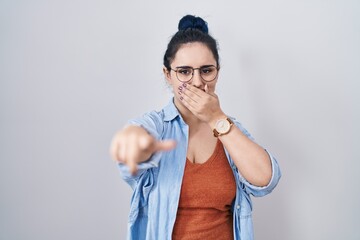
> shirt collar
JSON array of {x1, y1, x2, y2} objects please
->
[{"x1": 163, "y1": 98, "x2": 181, "y2": 122}]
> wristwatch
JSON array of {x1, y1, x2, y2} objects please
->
[{"x1": 213, "y1": 117, "x2": 234, "y2": 137}]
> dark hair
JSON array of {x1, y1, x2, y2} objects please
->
[{"x1": 163, "y1": 15, "x2": 220, "y2": 71}]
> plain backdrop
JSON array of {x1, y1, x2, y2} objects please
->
[{"x1": 1, "y1": 0, "x2": 359, "y2": 239}]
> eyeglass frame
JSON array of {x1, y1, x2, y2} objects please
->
[{"x1": 169, "y1": 65, "x2": 220, "y2": 83}]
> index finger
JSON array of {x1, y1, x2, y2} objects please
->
[{"x1": 183, "y1": 83, "x2": 208, "y2": 98}]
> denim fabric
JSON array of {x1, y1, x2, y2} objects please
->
[{"x1": 118, "y1": 99, "x2": 281, "y2": 240}]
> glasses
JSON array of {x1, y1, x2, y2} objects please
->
[{"x1": 170, "y1": 65, "x2": 219, "y2": 83}]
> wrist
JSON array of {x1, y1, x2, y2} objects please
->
[
  {"x1": 210, "y1": 114, "x2": 235, "y2": 138},
  {"x1": 208, "y1": 112, "x2": 228, "y2": 129}
]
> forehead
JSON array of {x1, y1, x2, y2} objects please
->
[{"x1": 172, "y1": 42, "x2": 216, "y2": 66}]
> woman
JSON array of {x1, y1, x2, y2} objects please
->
[{"x1": 110, "y1": 15, "x2": 281, "y2": 240}]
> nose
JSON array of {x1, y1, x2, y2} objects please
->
[{"x1": 191, "y1": 69, "x2": 204, "y2": 88}]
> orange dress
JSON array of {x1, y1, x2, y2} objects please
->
[{"x1": 172, "y1": 140, "x2": 236, "y2": 240}]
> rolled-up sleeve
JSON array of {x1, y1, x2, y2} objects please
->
[
  {"x1": 238, "y1": 150, "x2": 281, "y2": 197},
  {"x1": 232, "y1": 120, "x2": 282, "y2": 197}
]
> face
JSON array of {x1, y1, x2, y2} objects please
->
[{"x1": 163, "y1": 42, "x2": 219, "y2": 107}]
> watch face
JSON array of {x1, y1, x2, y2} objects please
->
[{"x1": 215, "y1": 119, "x2": 231, "y2": 133}]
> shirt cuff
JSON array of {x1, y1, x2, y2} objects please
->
[{"x1": 239, "y1": 149, "x2": 281, "y2": 197}]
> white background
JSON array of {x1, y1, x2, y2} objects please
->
[{"x1": 1, "y1": 0, "x2": 359, "y2": 239}]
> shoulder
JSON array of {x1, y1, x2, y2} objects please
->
[{"x1": 127, "y1": 108, "x2": 167, "y2": 139}]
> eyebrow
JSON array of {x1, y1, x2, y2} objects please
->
[{"x1": 175, "y1": 65, "x2": 216, "y2": 69}]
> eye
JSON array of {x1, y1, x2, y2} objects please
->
[
  {"x1": 178, "y1": 68, "x2": 192, "y2": 75},
  {"x1": 201, "y1": 67, "x2": 214, "y2": 74}
]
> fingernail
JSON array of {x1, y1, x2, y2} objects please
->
[
  {"x1": 178, "y1": 86, "x2": 183, "y2": 90},
  {"x1": 183, "y1": 83, "x2": 187, "y2": 87},
  {"x1": 178, "y1": 91, "x2": 181, "y2": 95},
  {"x1": 180, "y1": 96, "x2": 183, "y2": 100}
]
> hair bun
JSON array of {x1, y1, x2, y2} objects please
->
[{"x1": 178, "y1": 15, "x2": 208, "y2": 33}]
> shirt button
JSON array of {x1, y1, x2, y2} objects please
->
[{"x1": 236, "y1": 205, "x2": 240, "y2": 210}]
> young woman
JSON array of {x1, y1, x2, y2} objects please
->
[{"x1": 110, "y1": 15, "x2": 281, "y2": 240}]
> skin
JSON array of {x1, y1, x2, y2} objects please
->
[{"x1": 110, "y1": 42, "x2": 272, "y2": 186}]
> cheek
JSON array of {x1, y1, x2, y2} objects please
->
[
  {"x1": 207, "y1": 81, "x2": 217, "y2": 89},
  {"x1": 172, "y1": 82, "x2": 181, "y2": 95}
]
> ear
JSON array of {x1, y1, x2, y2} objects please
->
[{"x1": 163, "y1": 66, "x2": 172, "y2": 83}]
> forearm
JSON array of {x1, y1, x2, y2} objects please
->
[
  {"x1": 178, "y1": 83, "x2": 273, "y2": 186},
  {"x1": 216, "y1": 123, "x2": 272, "y2": 187}
]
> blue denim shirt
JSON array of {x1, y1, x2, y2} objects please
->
[{"x1": 119, "y1": 99, "x2": 281, "y2": 240}]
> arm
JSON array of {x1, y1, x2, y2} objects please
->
[
  {"x1": 179, "y1": 83, "x2": 280, "y2": 189},
  {"x1": 110, "y1": 112, "x2": 176, "y2": 177},
  {"x1": 211, "y1": 117, "x2": 272, "y2": 187}
]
